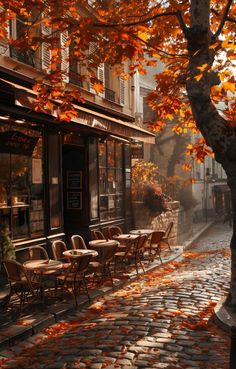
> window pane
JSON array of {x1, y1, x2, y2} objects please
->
[
  {"x1": 48, "y1": 134, "x2": 61, "y2": 229},
  {"x1": 0, "y1": 121, "x2": 44, "y2": 239},
  {"x1": 107, "y1": 141, "x2": 115, "y2": 167},
  {"x1": 98, "y1": 142, "x2": 106, "y2": 167},
  {"x1": 89, "y1": 139, "x2": 98, "y2": 219}
]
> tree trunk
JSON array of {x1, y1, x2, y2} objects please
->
[{"x1": 186, "y1": 0, "x2": 236, "y2": 308}]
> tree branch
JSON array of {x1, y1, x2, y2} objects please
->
[
  {"x1": 214, "y1": 0, "x2": 234, "y2": 38},
  {"x1": 94, "y1": 11, "x2": 179, "y2": 28}
]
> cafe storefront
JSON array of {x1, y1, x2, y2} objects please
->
[{"x1": 0, "y1": 79, "x2": 155, "y2": 251}]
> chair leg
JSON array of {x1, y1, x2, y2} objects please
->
[{"x1": 82, "y1": 277, "x2": 90, "y2": 300}]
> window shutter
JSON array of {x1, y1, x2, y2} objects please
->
[
  {"x1": 60, "y1": 31, "x2": 69, "y2": 83},
  {"x1": 41, "y1": 17, "x2": 51, "y2": 72},
  {"x1": 88, "y1": 42, "x2": 96, "y2": 93},
  {"x1": 98, "y1": 63, "x2": 105, "y2": 97},
  {"x1": 119, "y1": 76, "x2": 125, "y2": 105}
]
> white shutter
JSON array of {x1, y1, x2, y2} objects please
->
[
  {"x1": 119, "y1": 76, "x2": 125, "y2": 105},
  {"x1": 41, "y1": 17, "x2": 51, "y2": 71},
  {"x1": 88, "y1": 42, "x2": 96, "y2": 93},
  {"x1": 98, "y1": 63, "x2": 105, "y2": 97},
  {"x1": 60, "y1": 31, "x2": 69, "y2": 83}
]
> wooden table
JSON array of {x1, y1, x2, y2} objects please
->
[
  {"x1": 23, "y1": 259, "x2": 63, "y2": 303},
  {"x1": 129, "y1": 229, "x2": 155, "y2": 236},
  {"x1": 89, "y1": 240, "x2": 119, "y2": 248},
  {"x1": 63, "y1": 249, "x2": 98, "y2": 259},
  {"x1": 113, "y1": 234, "x2": 140, "y2": 242},
  {"x1": 23, "y1": 259, "x2": 63, "y2": 272}
]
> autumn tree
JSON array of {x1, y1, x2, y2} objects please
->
[{"x1": 1, "y1": 0, "x2": 236, "y2": 306}]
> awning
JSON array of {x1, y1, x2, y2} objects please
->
[{"x1": 0, "y1": 79, "x2": 156, "y2": 144}]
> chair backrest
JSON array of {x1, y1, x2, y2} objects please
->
[
  {"x1": 136, "y1": 234, "x2": 148, "y2": 251},
  {"x1": 71, "y1": 235, "x2": 87, "y2": 250},
  {"x1": 51, "y1": 240, "x2": 68, "y2": 261},
  {"x1": 91, "y1": 230, "x2": 106, "y2": 240},
  {"x1": 164, "y1": 221, "x2": 174, "y2": 239},
  {"x1": 101, "y1": 243, "x2": 118, "y2": 265},
  {"x1": 150, "y1": 230, "x2": 165, "y2": 245},
  {"x1": 108, "y1": 226, "x2": 122, "y2": 239},
  {"x1": 28, "y1": 246, "x2": 49, "y2": 260},
  {"x1": 2, "y1": 259, "x2": 32, "y2": 291},
  {"x1": 65, "y1": 254, "x2": 92, "y2": 277}
]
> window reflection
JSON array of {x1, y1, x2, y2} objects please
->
[
  {"x1": 98, "y1": 140, "x2": 124, "y2": 220},
  {"x1": 0, "y1": 121, "x2": 44, "y2": 240}
]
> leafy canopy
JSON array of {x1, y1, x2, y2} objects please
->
[{"x1": 0, "y1": 0, "x2": 236, "y2": 161}]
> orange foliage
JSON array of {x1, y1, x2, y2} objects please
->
[{"x1": 0, "y1": 0, "x2": 235, "y2": 164}]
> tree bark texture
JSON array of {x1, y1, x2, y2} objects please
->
[{"x1": 186, "y1": 0, "x2": 236, "y2": 306}]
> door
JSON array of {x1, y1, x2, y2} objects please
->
[{"x1": 62, "y1": 145, "x2": 88, "y2": 237}]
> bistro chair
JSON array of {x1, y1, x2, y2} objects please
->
[
  {"x1": 108, "y1": 225, "x2": 123, "y2": 239},
  {"x1": 56, "y1": 253, "x2": 92, "y2": 306},
  {"x1": 114, "y1": 235, "x2": 141, "y2": 275},
  {"x1": 161, "y1": 221, "x2": 174, "y2": 251},
  {"x1": 89, "y1": 242, "x2": 118, "y2": 287},
  {"x1": 91, "y1": 230, "x2": 106, "y2": 240},
  {"x1": 51, "y1": 240, "x2": 70, "y2": 265},
  {"x1": 2, "y1": 259, "x2": 42, "y2": 315},
  {"x1": 28, "y1": 245, "x2": 49, "y2": 260},
  {"x1": 145, "y1": 230, "x2": 165, "y2": 263},
  {"x1": 132, "y1": 234, "x2": 148, "y2": 276},
  {"x1": 71, "y1": 235, "x2": 87, "y2": 250}
]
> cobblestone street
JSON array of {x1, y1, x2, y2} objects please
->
[{"x1": 0, "y1": 223, "x2": 233, "y2": 369}]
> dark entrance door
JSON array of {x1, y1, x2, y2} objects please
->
[{"x1": 62, "y1": 145, "x2": 88, "y2": 239}]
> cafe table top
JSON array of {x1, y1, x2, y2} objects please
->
[
  {"x1": 129, "y1": 229, "x2": 155, "y2": 236},
  {"x1": 23, "y1": 259, "x2": 63, "y2": 272},
  {"x1": 63, "y1": 249, "x2": 98, "y2": 258},
  {"x1": 89, "y1": 239, "x2": 119, "y2": 247},
  {"x1": 113, "y1": 234, "x2": 140, "y2": 241}
]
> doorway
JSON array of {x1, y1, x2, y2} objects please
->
[{"x1": 62, "y1": 145, "x2": 88, "y2": 237}]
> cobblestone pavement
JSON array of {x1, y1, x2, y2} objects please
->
[{"x1": 0, "y1": 223, "x2": 233, "y2": 369}]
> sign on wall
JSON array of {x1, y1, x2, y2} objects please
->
[{"x1": 131, "y1": 141, "x2": 144, "y2": 159}]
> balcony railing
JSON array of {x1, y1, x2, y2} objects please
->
[{"x1": 105, "y1": 88, "x2": 116, "y2": 102}]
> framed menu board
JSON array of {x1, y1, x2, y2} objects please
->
[
  {"x1": 67, "y1": 171, "x2": 82, "y2": 189},
  {"x1": 67, "y1": 192, "x2": 82, "y2": 210}
]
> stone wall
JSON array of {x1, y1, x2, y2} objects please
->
[{"x1": 132, "y1": 201, "x2": 193, "y2": 245}]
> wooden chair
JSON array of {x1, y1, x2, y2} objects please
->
[
  {"x1": 108, "y1": 226, "x2": 122, "y2": 239},
  {"x1": 71, "y1": 235, "x2": 87, "y2": 250},
  {"x1": 161, "y1": 221, "x2": 174, "y2": 251},
  {"x1": 91, "y1": 230, "x2": 106, "y2": 240},
  {"x1": 146, "y1": 230, "x2": 165, "y2": 263},
  {"x1": 89, "y1": 242, "x2": 118, "y2": 286},
  {"x1": 56, "y1": 253, "x2": 92, "y2": 306},
  {"x1": 132, "y1": 234, "x2": 148, "y2": 276},
  {"x1": 51, "y1": 240, "x2": 70, "y2": 264},
  {"x1": 28, "y1": 245, "x2": 49, "y2": 260},
  {"x1": 2, "y1": 259, "x2": 42, "y2": 315}
]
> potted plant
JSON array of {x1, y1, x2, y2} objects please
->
[{"x1": 0, "y1": 222, "x2": 15, "y2": 284}]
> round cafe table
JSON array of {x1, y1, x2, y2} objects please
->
[
  {"x1": 129, "y1": 229, "x2": 155, "y2": 236},
  {"x1": 63, "y1": 249, "x2": 98, "y2": 259},
  {"x1": 23, "y1": 259, "x2": 63, "y2": 303},
  {"x1": 89, "y1": 239, "x2": 119, "y2": 247},
  {"x1": 23, "y1": 259, "x2": 63, "y2": 272}
]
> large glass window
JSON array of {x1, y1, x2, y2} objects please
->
[
  {"x1": 98, "y1": 140, "x2": 124, "y2": 220},
  {"x1": 0, "y1": 119, "x2": 44, "y2": 240}
]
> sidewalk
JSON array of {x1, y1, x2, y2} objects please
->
[{"x1": 0, "y1": 221, "x2": 214, "y2": 352}]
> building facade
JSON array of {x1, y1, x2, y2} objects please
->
[{"x1": 0, "y1": 6, "x2": 155, "y2": 251}]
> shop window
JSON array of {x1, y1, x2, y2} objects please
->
[
  {"x1": 98, "y1": 140, "x2": 124, "y2": 220},
  {"x1": 0, "y1": 120, "x2": 44, "y2": 240},
  {"x1": 89, "y1": 138, "x2": 98, "y2": 219},
  {"x1": 48, "y1": 133, "x2": 62, "y2": 230}
]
